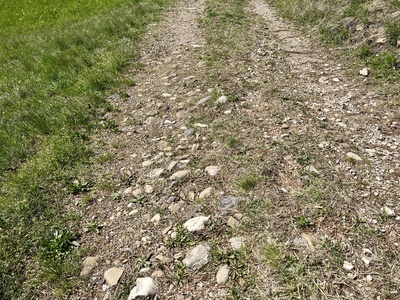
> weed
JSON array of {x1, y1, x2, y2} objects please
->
[
  {"x1": 84, "y1": 221, "x2": 104, "y2": 233},
  {"x1": 68, "y1": 179, "x2": 92, "y2": 195},
  {"x1": 297, "y1": 152, "x2": 312, "y2": 165},
  {"x1": 239, "y1": 174, "x2": 259, "y2": 191},
  {"x1": 355, "y1": 43, "x2": 373, "y2": 59},
  {"x1": 228, "y1": 137, "x2": 241, "y2": 148},
  {"x1": 295, "y1": 216, "x2": 311, "y2": 228},
  {"x1": 167, "y1": 225, "x2": 195, "y2": 248},
  {"x1": 40, "y1": 228, "x2": 79, "y2": 261},
  {"x1": 386, "y1": 20, "x2": 400, "y2": 46},
  {"x1": 135, "y1": 253, "x2": 152, "y2": 271},
  {"x1": 174, "y1": 262, "x2": 187, "y2": 286}
]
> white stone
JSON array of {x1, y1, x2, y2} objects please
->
[
  {"x1": 343, "y1": 261, "x2": 354, "y2": 271},
  {"x1": 197, "y1": 96, "x2": 211, "y2": 106},
  {"x1": 199, "y1": 187, "x2": 213, "y2": 199},
  {"x1": 382, "y1": 206, "x2": 396, "y2": 217},
  {"x1": 347, "y1": 152, "x2": 362, "y2": 161},
  {"x1": 127, "y1": 277, "x2": 158, "y2": 300},
  {"x1": 229, "y1": 237, "x2": 245, "y2": 250},
  {"x1": 205, "y1": 166, "x2": 220, "y2": 176},
  {"x1": 183, "y1": 244, "x2": 210, "y2": 269},
  {"x1": 359, "y1": 68, "x2": 369, "y2": 76},
  {"x1": 132, "y1": 189, "x2": 143, "y2": 197},
  {"x1": 104, "y1": 267, "x2": 124, "y2": 287},
  {"x1": 151, "y1": 213, "x2": 161, "y2": 224},
  {"x1": 183, "y1": 216, "x2": 210, "y2": 232},
  {"x1": 305, "y1": 165, "x2": 320, "y2": 175},
  {"x1": 216, "y1": 96, "x2": 228, "y2": 104},
  {"x1": 170, "y1": 170, "x2": 190, "y2": 180},
  {"x1": 80, "y1": 256, "x2": 99, "y2": 277},
  {"x1": 151, "y1": 270, "x2": 164, "y2": 278},
  {"x1": 148, "y1": 168, "x2": 164, "y2": 178},
  {"x1": 142, "y1": 160, "x2": 153, "y2": 167},
  {"x1": 144, "y1": 185, "x2": 154, "y2": 194},
  {"x1": 216, "y1": 265, "x2": 230, "y2": 284}
]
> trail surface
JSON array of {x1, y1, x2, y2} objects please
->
[{"x1": 72, "y1": 0, "x2": 400, "y2": 299}]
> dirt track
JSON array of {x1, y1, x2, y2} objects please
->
[{"x1": 72, "y1": 0, "x2": 400, "y2": 298}]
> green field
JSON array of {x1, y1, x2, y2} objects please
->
[{"x1": 0, "y1": 0, "x2": 171, "y2": 298}]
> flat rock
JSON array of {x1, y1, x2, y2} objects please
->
[
  {"x1": 382, "y1": 206, "x2": 396, "y2": 217},
  {"x1": 205, "y1": 166, "x2": 219, "y2": 176},
  {"x1": 183, "y1": 244, "x2": 210, "y2": 269},
  {"x1": 183, "y1": 216, "x2": 210, "y2": 232},
  {"x1": 305, "y1": 165, "x2": 320, "y2": 175},
  {"x1": 104, "y1": 267, "x2": 124, "y2": 287},
  {"x1": 199, "y1": 187, "x2": 213, "y2": 199},
  {"x1": 142, "y1": 160, "x2": 154, "y2": 167},
  {"x1": 80, "y1": 256, "x2": 99, "y2": 277},
  {"x1": 359, "y1": 68, "x2": 369, "y2": 76},
  {"x1": 197, "y1": 96, "x2": 211, "y2": 105},
  {"x1": 151, "y1": 269, "x2": 164, "y2": 278},
  {"x1": 343, "y1": 261, "x2": 354, "y2": 271},
  {"x1": 144, "y1": 185, "x2": 154, "y2": 194},
  {"x1": 216, "y1": 95, "x2": 228, "y2": 104},
  {"x1": 220, "y1": 196, "x2": 242, "y2": 216},
  {"x1": 127, "y1": 277, "x2": 158, "y2": 300},
  {"x1": 148, "y1": 168, "x2": 164, "y2": 178},
  {"x1": 170, "y1": 170, "x2": 190, "y2": 180},
  {"x1": 347, "y1": 152, "x2": 362, "y2": 161},
  {"x1": 216, "y1": 265, "x2": 230, "y2": 284},
  {"x1": 184, "y1": 128, "x2": 196, "y2": 136},
  {"x1": 132, "y1": 188, "x2": 143, "y2": 197},
  {"x1": 229, "y1": 236, "x2": 245, "y2": 250},
  {"x1": 227, "y1": 216, "x2": 239, "y2": 227}
]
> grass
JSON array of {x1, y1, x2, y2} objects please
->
[
  {"x1": 266, "y1": 0, "x2": 400, "y2": 80},
  {"x1": 0, "y1": 0, "x2": 172, "y2": 298}
]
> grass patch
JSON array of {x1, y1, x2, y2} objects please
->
[{"x1": 0, "y1": 0, "x2": 172, "y2": 298}]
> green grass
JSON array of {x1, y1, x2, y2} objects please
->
[{"x1": 0, "y1": 0, "x2": 172, "y2": 298}]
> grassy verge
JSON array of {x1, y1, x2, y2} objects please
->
[
  {"x1": 0, "y1": 0, "x2": 172, "y2": 298},
  {"x1": 265, "y1": 0, "x2": 400, "y2": 80}
]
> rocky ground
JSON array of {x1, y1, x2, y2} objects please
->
[{"x1": 69, "y1": 0, "x2": 400, "y2": 299}]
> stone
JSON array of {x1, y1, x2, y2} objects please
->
[
  {"x1": 183, "y1": 244, "x2": 210, "y2": 269},
  {"x1": 127, "y1": 277, "x2": 158, "y2": 300},
  {"x1": 347, "y1": 152, "x2": 362, "y2": 161},
  {"x1": 148, "y1": 168, "x2": 164, "y2": 178},
  {"x1": 151, "y1": 269, "x2": 164, "y2": 278},
  {"x1": 197, "y1": 96, "x2": 211, "y2": 105},
  {"x1": 229, "y1": 237, "x2": 245, "y2": 250},
  {"x1": 169, "y1": 202, "x2": 183, "y2": 213},
  {"x1": 170, "y1": 170, "x2": 190, "y2": 180},
  {"x1": 104, "y1": 267, "x2": 124, "y2": 287},
  {"x1": 205, "y1": 166, "x2": 219, "y2": 176},
  {"x1": 199, "y1": 187, "x2": 213, "y2": 199},
  {"x1": 216, "y1": 265, "x2": 230, "y2": 284},
  {"x1": 227, "y1": 216, "x2": 239, "y2": 227},
  {"x1": 305, "y1": 165, "x2": 320, "y2": 175},
  {"x1": 343, "y1": 261, "x2": 354, "y2": 271},
  {"x1": 216, "y1": 96, "x2": 228, "y2": 104},
  {"x1": 142, "y1": 160, "x2": 153, "y2": 167},
  {"x1": 360, "y1": 68, "x2": 369, "y2": 76},
  {"x1": 151, "y1": 213, "x2": 161, "y2": 224},
  {"x1": 183, "y1": 216, "x2": 210, "y2": 232},
  {"x1": 144, "y1": 185, "x2": 154, "y2": 194},
  {"x1": 132, "y1": 189, "x2": 143, "y2": 197},
  {"x1": 376, "y1": 37, "x2": 386, "y2": 44},
  {"x1": 220, "y1": 196, "x2": 242, "y2": 216},
  {"x1": 145, "y1": 117, "x2": 161, "y2": 126},
  {"x1": 124, "y1": 187, "x2": 133, "y2": 194},
  {"x1": 162, "y1": 93, "x2": 172, "y2": 98},
  {"x1": 80, "y1": 256, "x2": 99, "y2": 277},
  {"x1": 167, "y1": 161, "x2": 177, "y2": 171},
  {"x1": 382, "y1": 206, "x2": 396, "y2": 217},
  {"x1": 184, "y1": 128, "x2": 196, "y2": 136}
]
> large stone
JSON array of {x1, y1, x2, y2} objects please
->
[
  {"x1": 183, "y1": 244, "x2": 210, "y2": 269},
  {"x1": 199, "y1": 187, "x2": 213, "y2": 199},
  {"x1": 229, "y1": 237, "x2": 245, "y2": 250},
  {"x1": 127, "y1": 277, "x2": 158, "y2": 300},
  {"x1": 205, "y1": 166, "x2": 220, "y2": 176},
  {"x1": 216, "y1": 265, "x2": 230, "y2": 284},
  {"x1": 183, "y1": 216, "x2": 210, "y2": 232},
  {"x1": 347, "y1": 152, "x2": 362, "y2": 161},
  {"x1": 170, "y1": 170, "x2": 190, "y2": 180},
  {"x1": 80, "y1": 256, "x2": 99, "y2": 277},
  {"x1": 216, "y1": 96, "x2": 228, "y2": 104},
  {"x1": 104, "y1": 267, "x2": 124, "y2": 287},
  {"x1": 220, "y1": 196, "x2": 242, "y2": 216}
]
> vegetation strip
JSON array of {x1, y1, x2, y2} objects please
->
[{"x1": 0, "y1": 0, "x2": 172, "y2": 298}]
